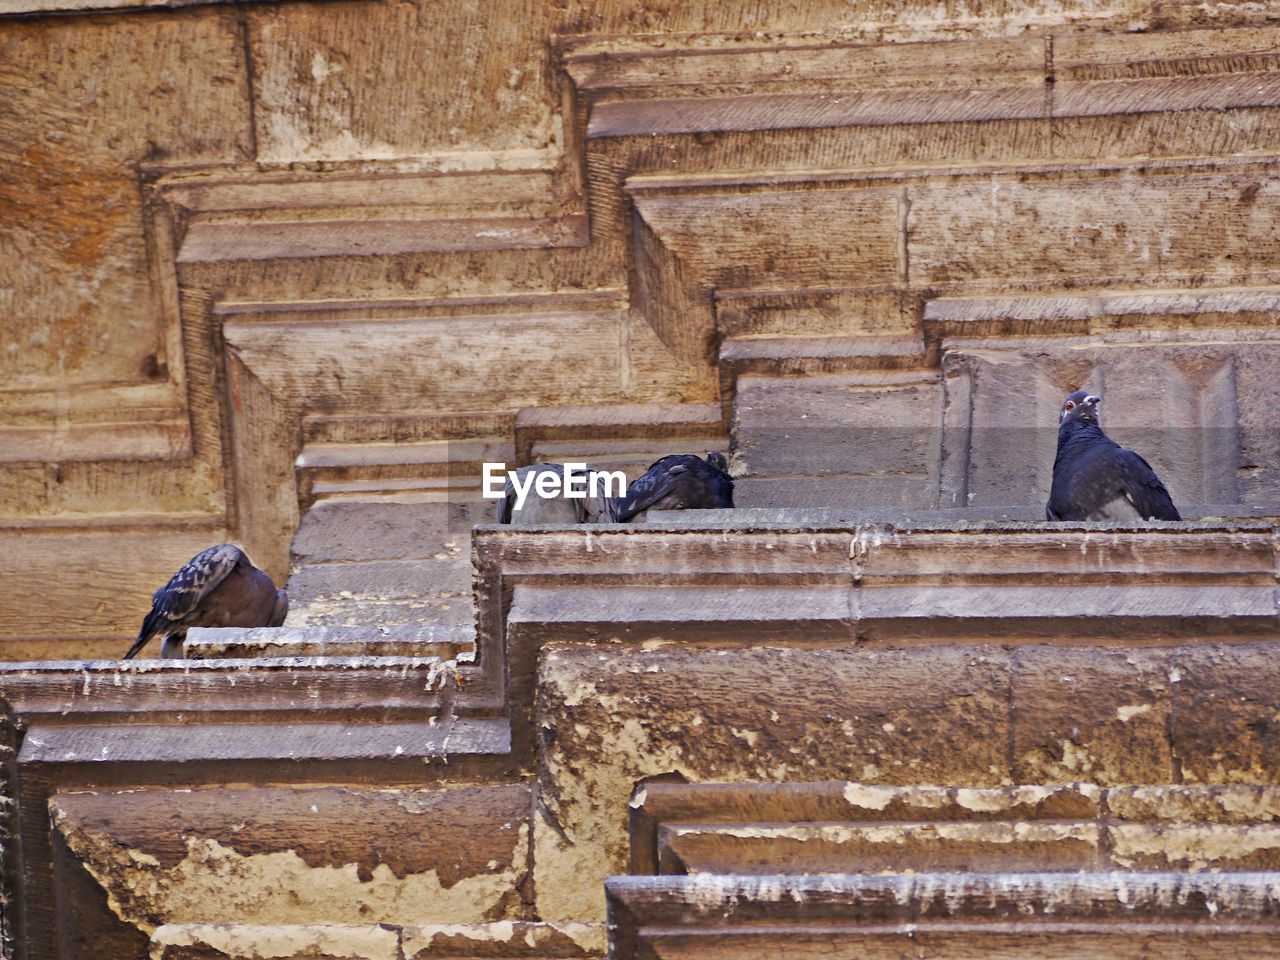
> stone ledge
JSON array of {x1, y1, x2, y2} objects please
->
[
  {"x1": 647, "y1": 506, "x2": 1280, "y2": 524},
  {"x1": 0, "y1": 653, "x2": 494, "y2": 720},
  {"x1": 20, "y1": 717, "x2": 509, "y2": 766},
  {"x1": 567, "y1": 27, "x2": 1280, "y2": 138},
  {"x1": 55, "y1": 785, "x2": 533, "y2": 929},
  {"x1": 607, "y1": 872, "x2": 1280, "y2": 959},
  {"x1": 630, "y1": 781, "x2": 1280, "y2": 876},
  {"x1": 184, "y1": 624, "x2": 476, "y2": 660},
  {"x1": 509, "y1": 582, "x2": 1276, "y2": 644}
]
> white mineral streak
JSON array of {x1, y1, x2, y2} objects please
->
[
  {"x1": 686, "y1": 873, "x2": 744, "y2": 913},
  {"x1": 705, "y1": 821, "x2": 1097, "y2": 846},
  {"x1": 955, "y1": 786, "x2": 1055, "y2": 811},
  {"x1": 1115, "y1": 703, "x2": 1152, "y2": 722},
  {"x1": 842, "y1": 782, "x2": 897, "y2": 810},
  {"x1": 1110, "y1": 823, "x2": 1280, "y2": 870}
]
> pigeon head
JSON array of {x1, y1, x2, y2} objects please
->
[
  {"x1": 1059, "y1": 390, "x2": 1100, "y2": 425},
  {"x1": 705, "y1": 451, "x2": 730, "y2": 473}
]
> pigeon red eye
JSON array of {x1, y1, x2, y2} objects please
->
[{"x1": 1065, "y1": 401, "x2": 1076, "y2": 411}]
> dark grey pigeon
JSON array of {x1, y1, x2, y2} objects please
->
[
  {"x1": 1045, "y1": 390, "x2": 1181, "y2": 522},
  {"x1": 615, "y1": 451, "x2": 735, "y2": 523},
  {"x1": 124, "y1": 544, "x2": 288, "y2": 660}
]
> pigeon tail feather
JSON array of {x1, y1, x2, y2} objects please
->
[{"x1": 124, "y1": 609, "x2": 168, "y2": 661}]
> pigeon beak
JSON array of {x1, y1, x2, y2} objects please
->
[{"x1": 1085, "y1": 395, "x2": 1101, "y2": 407}]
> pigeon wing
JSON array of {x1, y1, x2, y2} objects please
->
[
  {"x1": 151, "y1": 544, "x2": 244, "y2": 620},
  {"x1": 125, "y1": 544, "x2": 244, "y2": 659},
  {"x1": 616, "y1": 458, "x2": 687, "y2": 522},
  {"x1": 1113, "y1": 449, "x2": 1181, "y2": 521}
]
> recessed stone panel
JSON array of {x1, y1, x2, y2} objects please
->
[{"x1": 733, "y1": 372, "x2": 941, "y2": 510}]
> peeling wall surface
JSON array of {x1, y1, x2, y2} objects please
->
[{"x1": 5, "y1": 0, "x2": 1280, "y2": 957}]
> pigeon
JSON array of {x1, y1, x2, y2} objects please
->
[
  {"x1": 124, "y1": 544, "x2": 288, "y2": 660},
  {"x1": 496, "y1": 463, "x2": 623, "y2": 524},
  {"x1": 615, "y1": 451, "x2": 735, "y2": 522},
  {"x1": 1045, "y1": 390, "x2": 1181, "y2": 522}
]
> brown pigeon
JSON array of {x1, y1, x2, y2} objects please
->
[
  {"x1": 1046, "y1": 390, "x2": 1181, "y2": 522},
  {"x1": 124, "y1": 544, "x2": 288, "y2": 660}
]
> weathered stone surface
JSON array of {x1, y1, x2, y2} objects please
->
[
  {"x1": 223, "y1": 308, "x2": 627, "y2": 416},
  {"x1": 401, "y1": 922, "x2": 605, "y2": 958},
  {"x1": 608, "y1": 873, "x2": 1280, "y2": 959},
  {"x1": 0, "y1": 522, "x2": 226, "y2": 660},
  {"x1": 10, "y1": 7, "x2": 1280, "y2": 663},
  {"x1": 1171, "y1": 643, "x2": 1280, "y2": 785},
  {"x1": 292, "y1": 496, "x2": 492, "y2": 562},
  {"x1": 481, "y1": 523, "x2": 1279, "y2": 666},
  {"x1": 1012, "y1": 646, "x2": 1175, "y2": 784},
  {"x1": 909, "y1": 164, "x2": 1280, "y2": 287},
  {"x1": 661, "y1": 820, "x2": 1104, "y2": 876},
  {"x1": 246, "y1": 0, "x2": 557, "y2": 163},
  {"x1": 184, "y1": 624, "x2": 475, "y2": 660},
  {"x1": 287, "y1": 497, "x2": 488, "y2": 628},
  {"x1": 0, "y1": 10, "x2": 247, "y2": 393},
  {"x1": 52, "y1": 784, "x2": 531, "y2": 926},
  {"x1": 535, "y1": 642, "x2": 1012, "y2": 921},
  {"x1": 633, "y1": 781, "x2": 1280, "y2": 878},
  {"x1": 151, "y1": 921, "x2": 606, "y2": 959},
  {"x1": 732, "y1": 372, "x2": 941, "y2": 510},
  {"x1": 151, "y1": 924, "x2": 401, "y2": 960},
  {"x1": 286, "y1": 558, "x2": 474, "y2": 627},
  {"x1": 9, "y1": 4, "x2": 1280, "y2": 958}
]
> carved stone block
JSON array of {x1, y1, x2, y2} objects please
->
[
  {"x1": 732, "y1": 372, "x2": 941, "y2": 509},
  {"x1": 50, "y1": 784, "x2": 532, "y2": 927}
]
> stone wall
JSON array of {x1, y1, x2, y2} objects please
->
[
  {"x1": 4, "y1": 0, "x2": 1280, "y2": 658},
  {"x1": 5, "y1": 2, "x2": 1280, "y2": 957}
]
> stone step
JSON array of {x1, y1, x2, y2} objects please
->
[
  {"x1": 286, "y1": 495, "x2": 485, "y2": 628},
  {"x1": 530, "y1": 637, "x2": 1280, "y2": 924},
  {"x1": 53, "y1": 783, "x2": 529, "y2": 931},
  {"x1": 606, "y1": 872, "x2": 1280, "y2": 959},
  {"x1": 296, "y1": 438, "x2": 512, "y2": 507},
  {"x1": 630, "y1": 781, "x2": 1280, "y2": 876},
  {"x1": 184, "y1": 623, "x2": 475, "y2": 660}
]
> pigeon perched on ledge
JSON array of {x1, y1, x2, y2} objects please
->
[
  {"x1": 124, "y1": 544, "x2": 288, "y2": 660},
  {"x1": 615, "y1": 451, "x2": 735, "y2": 522},
  {"x1": 1045, "y1": 390, "x2": 1181, "y2": 522}
]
